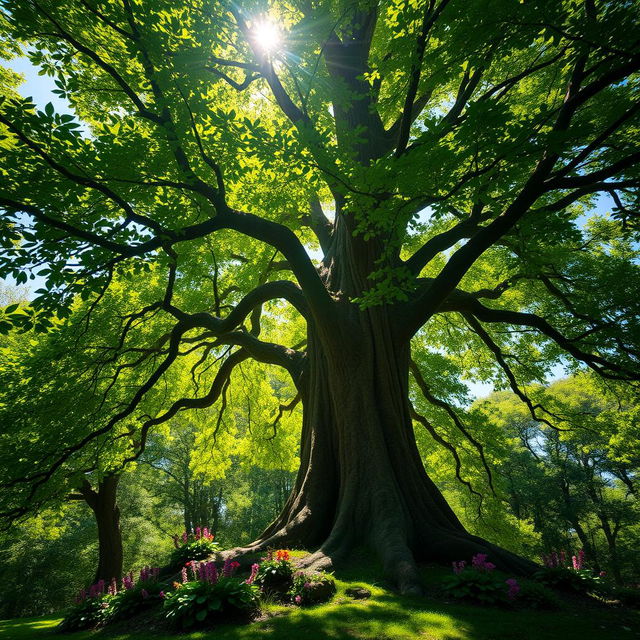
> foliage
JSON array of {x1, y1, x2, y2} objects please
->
[
  {"x1": 169, "y1": 528, "x2": 218, "y2": 567},
  {"x1": 254, "y1": 550, "x2": 294, "y2": 594},
  {"x1": 443, "y1": 569, "x2": 512, "y2": 606},
  {"x1": 444, "y1": 554, "x2": 524, "y2": 606},
  {"x1": 532, "y1": 567, "x2": 596, "y2": 593},
  {"x1": 108, "y1": 569, "x2": 165, "y2": 622},
  {"x1": 515, "y1": 581, "x2": 560, "y2": 610},
  {"x1": 288, "y1": 571, "x2": 336, "y2": 606},
  {"x1": 58, "y1": 594, "x2": 112, "y2": 632},
  {"x1": 0, "y1": 504, "x2": 96, "y2": 619},
  {"x1": 0, "y1": 0, "x2": 639, "y2": 599},
  {"x1": 163, "y1": 576, "x2": 259, "y2": 628}
]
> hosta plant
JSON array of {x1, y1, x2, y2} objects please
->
[
  {"x1": 59, "y1": 580, "x2": 113, "y2": 632},
  {"x1": 254, "y1": 550, "x2": 294, "y2": 595},
  {"x1": 170, "y1": 527, "x2": 219, "y2": 567},
  {"x1": 444, "y1": 554, "x2": 520, "y2": 606},
  {"x1": 288, "y1": 571, "x2": 336, "y2": 606},
  {"x1": 533, "y1": 567, "x2": 596, "y2": 593},
  {"x1": 163, "y1": 560, "x2": 258, "y2": 628},
  {"x1": 108, "y1": 568, "x2": 165, "y2": 621}
]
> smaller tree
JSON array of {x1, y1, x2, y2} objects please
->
[{"x1": 477, "y1": 376, "x2": 639, "y2": 583}]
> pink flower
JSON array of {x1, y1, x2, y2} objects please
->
[
  {"x1": 182, "y1": 531, "x2": 188, "y2": 543},
  {"x1": 599, "y1": 571, "x2": 607, "y2": 577},
  {"x1": 205, "y1": 562, "x2": 218, "y2": 584},
  {"x1": 295, "y1": 595, "x2": 302, "y2": 605},
  {"x1": 506, "y1": 578, "x2": 520, "y2": 600},
  {"x1": 471, "y1": 554, "x2": 495, "y2": 572},
  {"x1": 223, "y1": 558, "x2": 241, "y2": 577},
  {"x1": 246, "y1": 563, "x2": 260, "y2": 585},
  {"x1": 181, "y1": 566, "x2": 188, "y2": 583},
  {"x1": 159, "y1": 591, "x2": 165, "y2": 599},
  {"x1": 304, "y1": 582, "x2": 312, "y2": 589},
  {"x1": 452, "y1": 560, "x2": 466, "y2": 575}
]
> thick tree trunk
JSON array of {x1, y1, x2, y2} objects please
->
[
  {"x1": 80, "y1": 475, "x2": 124, "y2": 583},
  {"x1": 240, "y1": 303, "x2": 536, "y2": 592}
]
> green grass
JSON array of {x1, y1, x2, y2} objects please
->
[{"x1": 2, "y1": 562, "x2": 638, "y2": 640}]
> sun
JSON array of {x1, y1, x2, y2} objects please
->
[{"x1": 252, "y1": 19, "x2": 282, "y2": 54}]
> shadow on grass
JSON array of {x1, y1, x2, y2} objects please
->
[{"x1": 3, "y1": 559, "x2": 639, "y2": 640}]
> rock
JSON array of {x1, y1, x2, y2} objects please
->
[{"x1": 345, "y1": 587, "x2": 371, "y2": 600}]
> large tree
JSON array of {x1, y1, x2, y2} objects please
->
[{"x1": 0, "y1": 0, "x2": 638, "y2": 593}]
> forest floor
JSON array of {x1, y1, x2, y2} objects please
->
[{"x1": 1, "y1": 559, "x2": 638, "y2": 640}]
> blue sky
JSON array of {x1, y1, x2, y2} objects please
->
[{"x1": 1, "y1": 57, "x2": 616, "y2": 397}]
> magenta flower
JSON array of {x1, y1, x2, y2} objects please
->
[
  {"x1": 506, "y1": 578, "x2": 520, "y2": 600},
  {"x1": 295, "y1": 595, "x2": 302, "y2": 605},
  {"x1": 223, "y1": 557, "x2": 240, "y2": 577},
  {"x1": 246, "y1": 563, "x2": 260, "y2": 585},
  {"x1": 181, "y1": 566, "x2": 188, "y2": 583},
  {"x1": 205, "y1": 562, "x2": 219, "y2": 584},
  {"x1": 452, "y1": 560, "x2": 466, "y2": 575},
  {"x1": 471, "y1": 554, "x2": 495, "y2": 572},
  {"x1": 159, "y1": 591, "x2": 165, "y2": 599}
]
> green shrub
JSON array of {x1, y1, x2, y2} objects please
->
[
  {"x1": 108, "y1": 580, "x2": 165, "y2": 621},
  {"x1": 170, "y1": 530, "x2": 219, "y2": 567},
  {"x1": 163, "y1": 578, "x2": 259, "y2": 628},
  {"x1": 533, "y1": 567, "x2": 595, "y2": 593},
  {"x1": 517, "y1": 580, "x2": 561, "y2": 610},
  {"x1": 288, "y1": 571, "x2": 336, "y2": 606},
  {"x1": 58, "y1": 595, "x2": 112, "y2": 631},
  {"x1": 443, "y1": 569, "x2": 510, "y2": 605},
  {"x1": 254, "y1": 550, "x2": 294, "y2": 595}
]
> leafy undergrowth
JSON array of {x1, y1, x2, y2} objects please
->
[{"x1": 2, "y1": 554, "x2": 639, "y2": 640}]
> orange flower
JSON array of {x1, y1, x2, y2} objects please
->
[{"x1": 276, "y1": 549, "x2": 291, "y2": 562}]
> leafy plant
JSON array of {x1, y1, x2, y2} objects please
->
[
  {"x1": 288, "y1": 571, "x2": 336, "y2": 606},
  {"x1": 58, "y1": 595, "x2": 112, "y2": 631},
  {"x1": 516, "y1": 581, "x2": 560, "y2": 610},
  {"x1": 170, "y1": 528, "x2": 219, "y2": 567},
  {"x1": 533, "y1": 567, "x2": 596, "y2": 593},
  {"x1": 254, "y1": 550, "x2": 294, "y2": 595},
  {"x1": 108, "y1": 578, "x2": 165, "y2": 621},
  {"x1": 163, "y1": 578, "x2": 258, "y2": 628},
  {"x1": 444, "y1": 568, "x2": 511, "y2": 605}
]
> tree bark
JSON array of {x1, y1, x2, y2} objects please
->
[
  {"x1": 238, "y1": 301, "x2": 536, "y2": 593},
  {"x1": 79, "y1": 475, "x2": 124, "y2": 583}
]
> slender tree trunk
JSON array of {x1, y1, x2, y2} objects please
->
[{"x1": 79, "y1": 475, "x2": 123, "y2": 583}]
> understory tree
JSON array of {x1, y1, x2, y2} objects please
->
[
  {"x1": 0, "y1": 0, "x2": 638, "y2": 593},
  {"x1": 478, "y1": 376, "x2": 639, "y2": 583}
]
